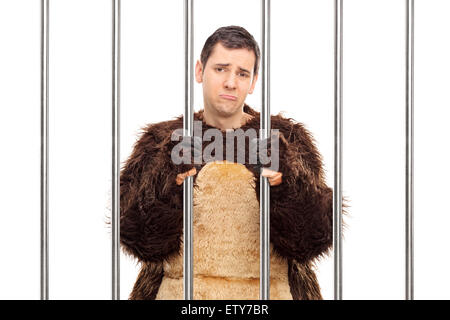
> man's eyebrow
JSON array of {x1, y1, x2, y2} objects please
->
[{"x1": 213, "y1": 63, "x2": 251, "y2": 74}]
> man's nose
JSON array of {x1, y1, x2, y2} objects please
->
[{"x1": 224, "y1": 73, "x2": 237, "y2": 89}]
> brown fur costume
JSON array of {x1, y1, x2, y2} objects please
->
[{"x1": 119, "y1": 103, "x2": 346, "y2": 300}]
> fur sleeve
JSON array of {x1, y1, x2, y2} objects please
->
[
  {"x1": 264, "y1": 118, "x2": 346, "y2": 264},
  {"x1": 120, "y1": 120, "x2": 185, "y2": 263}
]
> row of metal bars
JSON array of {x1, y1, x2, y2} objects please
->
[{"x1": 40, "y1": 0, "x2": 414, "y2": 300}]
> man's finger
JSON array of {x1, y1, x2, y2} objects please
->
[
  {"x1": 176, "y1": 167, "x2": 197, "y2": 185},
  {"x1": 176, "y1": 173, "x2": 186, "y2": 185},
  {"x1": 268, "y1": 172, "x2": 282, "y2": 186},
  {"x1": 261, "y1": 168, "x2": 283, "y2": 186},
  {"x1": 187, "y1": 167, "x2": 197, "y2": 176}
]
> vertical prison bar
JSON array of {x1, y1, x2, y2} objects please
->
[
  {"x1": 333, "y1": 0, "x2": 343, "y2": 300},
  {"x1": 183, "y1": 0, "x2": 194, "y2": 300},
  {"x1": 260, "y1": 0, "x2": 271, "y2": 300},
  {"x1": 40, "y1": 0, "x2": 49, "y2": 301},
  {"x1": 405, "y1": 0, "x2": 414, "y2": 301},
  {"x1": 112, "y1": 0, "x2": 121, "y2": 300}
]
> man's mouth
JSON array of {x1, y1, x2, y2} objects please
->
[{"x1": 220, "y1": 94, "x2": 237, "y2": 101}]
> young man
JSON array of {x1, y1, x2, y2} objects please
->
[
  {"x1": 176, "y1": 32, "x2": 281, "y2": 186},
  {"x1": 119, "y1": 26, "x2": 338, "y2": 300}
]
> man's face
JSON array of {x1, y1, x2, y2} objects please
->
[{"x1": 195, "y1": 42, "x2": 258, "y2": 117}]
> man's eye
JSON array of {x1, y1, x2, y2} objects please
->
[
  {"x1": 240, "y1": 73, "x2": 248, "y2": 77},
  {"x1": 216, "y1": 68, "x2": 224, "y2": 72}
]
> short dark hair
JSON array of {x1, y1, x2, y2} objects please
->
[{"x1": 200, "y1": 25, "x2": 261, "y2": 76}]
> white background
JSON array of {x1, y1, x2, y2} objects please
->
[{"x1": 0, "y1": 0, "x2": 449, "y2": 300}]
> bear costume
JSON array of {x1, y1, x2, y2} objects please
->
[{"x1": 119, "y1": 103, "x2": 346, "y2": 300}]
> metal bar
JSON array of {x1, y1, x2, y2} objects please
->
[
  {"x1": 40, "y1": 0, "x2": 49, "y2": 301},
  {"x1": 260, "y1": 0, "x2": 271, "y2": 300},
  {"x1": 112, "y1": 0, "x2": 121, "y2": 300},
  {"x1": 183, "y1": 0, "x2": 194, "y2": 300},
  {"x1": 333, "y1": 0, "x2": 343, "y2": 300},
  {"x1": 405, "y1": 0, "x2": 414, "y2": 301}
]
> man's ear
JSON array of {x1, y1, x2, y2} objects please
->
[
  {"x1": 195, "y1": 60, "x2": 203, "y2": 83},
  {"x1": 248, "y1": 73, "x2": 258, "y2": 94}
]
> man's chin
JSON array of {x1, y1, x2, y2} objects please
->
[{"x1": 213, "y1": 102, "x2": 241, "y2": 117}]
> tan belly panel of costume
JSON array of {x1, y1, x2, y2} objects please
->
[{"x1": 156, "y1": 161, "x2": 292, "y2": 300}]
